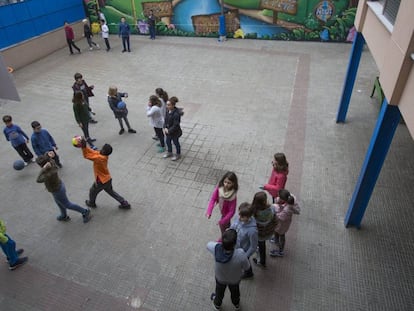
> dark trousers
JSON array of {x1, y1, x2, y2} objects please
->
[
  {"x1": 258, "y1": 240, "x2": 266, "y2": 265},
  {"x1": 166, "y1": 135, "x2": 180, "y2": 154},
  {"x1": 14, "y1": 143, "x2": 33, "y2": 163},
  {"x1": 121, "y1": 36, "x2": 130, "y2": 51},
  {"x1": 104, "y1": 38, "x2": 110, "y2": 50},
  {"x1": 275, "y1": 233, "x2": 286, "y2": 251},
  {"x1": 80, "y1": 122, "x2": 95, "y2": 148},
  {"x1": 89, "y1": 179, "x2": 125, "y2": 205},
  {"x1": 214, "y1": 279, "x2": 240, "y2": 307},
  {"x1": 117, "y1": 116, "x2": 132, "y2": 130},
  {"x1": 154, "y1": 127, "x2": 165, "y2": 147},
  {"x1": 86, "y1": 36, "x2": 98, "y2": 48},
  {"x1": 66, "y1": 39, "x2": 80, "y2": 53},
  {"x1": 149, "y1": 25, "x2": 156, "y2": 39}
]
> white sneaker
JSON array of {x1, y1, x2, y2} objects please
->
[
  {"x1": 89, "y1": 47, "x2": 93, "y2": 51},
  {"x1": 163, "y1": 152, "x2": 172, "y2": 158},
  {"x1": 171, "y1": 154, "x2": 181, "y2": 161},
  {"x1": 96, "y1": 44, "x2": 100, "y2": 49}
]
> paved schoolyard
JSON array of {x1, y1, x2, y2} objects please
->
[{"x1": 0, "y1": 36, "x2": 413, "y2": 311}]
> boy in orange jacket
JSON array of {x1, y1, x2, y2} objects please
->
[{"x1": 81, "y1": 139, "x2": 131, "y2": 209}]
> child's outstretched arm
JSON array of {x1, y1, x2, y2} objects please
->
[{"x1": 206, "y1": 186, "x2": 219, "y2": 218}]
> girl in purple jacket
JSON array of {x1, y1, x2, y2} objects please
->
[
  {"x1": 270, "y1": 189, "x2": 300, "y2": 257},
  {"x1": 205, "y1": 172, "x2": 239, "y2": 239}
]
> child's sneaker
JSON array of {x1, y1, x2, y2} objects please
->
[
  {"x1": 157, "y1": 147, "x2": 165, "y2": 153},
  {"x1": 269, "y1": 250, "x2": 284, "y2": 257},
  {"x1": 6, "y1": 249, "x2": 24, "y2": 263},
  {"x1": 152, "y1": 136, "x2": 159, "y2": 141},
  {"x1": 85, "y1": 200, "x2": 97, "y2": 208},
  {"x1": 9, "y1": 257, "x2": 28, "y2": 270},
  {"x1": 82, "y1": 209, "x2": 92, "y2": 223},
  {"x1": 56, "y1": 215, "x2": 70, "y2": 222},
  {"x1": 171, "y1": 154, "x2": 181, "y2": 161},
  {"x1": 234, "y1": 304, "x2": 241, "y2": 311},
  {"x1": 128, "y1": 128, "x2": 136, "y2": 133},
  {"x1": 163, "y1": 152, "x2": 173, "y2": 158},
  {"x1": 210, "y1": 293, "x2": 221, "y2": 310},
  {"x1": 119, "y1": 201, "x2": 131, "y2": 210},
  {"x1": 119, "y1": 128, "x2": 125, "y2": 135}
]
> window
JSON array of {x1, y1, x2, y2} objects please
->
[{"x1": 382, "y1": 0, "x2": 401, "y2": 25}]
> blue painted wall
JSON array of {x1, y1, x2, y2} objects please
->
[{"x1": 0, "y1": 0, "x2": 85, "y2": 50}]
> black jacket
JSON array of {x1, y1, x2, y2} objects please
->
[{"x1": 164, "y1": 108, "x2": 182, "y2": 137}]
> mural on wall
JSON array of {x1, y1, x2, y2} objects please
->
[{"x1": 84, "y1": 0, "x2": 358, "y2": 42}]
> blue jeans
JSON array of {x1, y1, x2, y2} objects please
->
[
  {"x1": 149, "y1": 25, "x2": 156, "y2": 39},
  {"x1": 0, "y1": 234, "x2": 18, "y2": 265},
  {"x1": 52, "y1": 182, "x2": 87, "y2": 217},
  {"x1": 166, "y1": 135, "x2": 180, "y2": 154}
]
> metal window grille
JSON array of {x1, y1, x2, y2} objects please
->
[{"x1": 383, "y1": 0, "x2": 401, "y2": 25}]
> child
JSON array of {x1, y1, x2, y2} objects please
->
[
  {"x1": 153, "y1": 88, "x2": 168, "y2": 141},
  {"x1": 3, "y1": 115, "x2": 35, "y2": 166},
  {"x1": 162, "y1": 96, "x2": 182, "y2": 161},
  {"x1": 230, "y1": 203, "x2": 258, "y2": 279},
  {"x1": 260, "y1": 152, "x2": 289, "y2": 203},
  {"x1": 118, "y1": 17, "x2": 131, "y2": 52},
  {"x1": 72, "y1": 72, "x2": 97, "y2": 123},
  {"x1": 36, "y1": 154, "x2": 91, "y2": 223},
  {"x1": 270, "y1": 189, "x2": 300, "y2": 257},
  {"x1": 107, "y1": 86, "x2": 136, "y2": 135},
  {"x1": 64, "y1": 21, "x2": 81, "y2": 54},
  {"x1": 147, "y1": 9, "x2": 156, "y2": 40},
  {"x1": 82, "y1": 18, "x2": 100, "y2": 50},
  {"x1": 0, "y1": 219, "x2": 28, "y2": 270},
  {"x1": 30, "y1": 121, "x2": 62, "y2": 168},
  {"x1": 206, "y1": 171, "x2": 238, "y2": 238},
  {"x1": 100, "y1": 19, "x2": 110, "y2": 51},
  {"x1": 146, "y1": 95, "x2": 165, "y2": 153},
  {"x1": 81, "y1": 139, "x2": 131, "y2": 210},
  {"x1": 72, "y1": 91, "x2": 97, "y2": 150},
  {"x1": 251, "y1": 191, "x2": 277, "y2": 268},
  {"x1": 207, "y1": 229, "x2": 250, "y2": 311}
]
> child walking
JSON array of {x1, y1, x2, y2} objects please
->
[
  {"x1": 0, "y1": 218, "x2": 28, "y2": 270},
  {"x1": 36, "y1": 154, "x2": 91, "y2": 223},
  {"x1": 230, "y1": 203, "x2": 258, "y2": 279},
  {"x1": 261, "y1": 152, "x2": 289, "y2": 203},
  {"x1": 82, "y1": 19, "x2": 100, "y2": 50},
  {"x1": 207, "y1": 229, "x2": 250, "y2": 311},
  {"x1": 251, "y1": 191, "x2": 277, "y2": 268},
  {"x1": 206, "y1": 171, "x2": 238, "y2": 238},
  {"x1": 100, "y1": 19, "x2": 111, "y2": 51},
  {"x1": 107, "y1": 86, "x2": 136, "y2": 135},
  {"x1": 270, "y1": 189, "x2": 300, "y2": 257},
  {"x1": 3, "y1": 115, "x2": 35, "y2": 166},
  {"x1": 146, "y1": 95, "x2": 165, "y2": 153}
]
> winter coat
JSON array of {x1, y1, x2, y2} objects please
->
[
  {"x1": 108, "y1": 93, "x2": 128, "y2": 118},
  {"x1": 164, "y1": 108, "x2": 182, "y2": 137},
  {"x1": 230, "y1": 217, "x2": 258, "y2": 258},
  {"x1": 264, "y1": 169, "x2": 288, "y2": 198},
  {"x1": 275, "y1": 197, "x2": 300, "y2": 235}
]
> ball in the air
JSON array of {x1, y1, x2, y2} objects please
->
[{"x1": 72, "y1": 135, "x2": 83, "y2": 148}]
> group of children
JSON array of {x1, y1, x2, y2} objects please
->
[{"x1": 206, "y1": 153, "x2": 301, "y2": 310}]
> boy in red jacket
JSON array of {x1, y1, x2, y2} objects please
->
[{"x1": 64, "y1": 21, "x2": 81, "y2": 55}]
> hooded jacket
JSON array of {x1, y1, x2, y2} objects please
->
[
  {"x1": 230, "y1": 217, "x2": 258, "y2": 258},
  {"x1": 207, "y1": 241, "x2": 250, "y2": 285}
]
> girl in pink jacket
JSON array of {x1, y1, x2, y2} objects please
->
[
  {"x1": 261, "y1": 153, "x2": 289, "y2": 203},
  {"x1": 270, "y1": 189, "x2": 300, "y2": 257},
  {"x1": 205, "y1": 172, "x2": 238, "y2": 238}
]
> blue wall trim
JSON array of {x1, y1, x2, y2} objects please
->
[
  {"x1": 0, "y1": 0, "x2": 85, "y2": 50},
  {"x1": 336, "y1": 32, "x2": 365, "y2": 123},
  {"x1": 344, "y1": 100, "x2": 401, "y2": 228}
]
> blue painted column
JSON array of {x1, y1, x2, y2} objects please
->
[
  {"x1": 336, "y1": 32, "x2": 365, "y2": 122},
  {"x1": 344, "y1": 99, "x2": 401, "y2": 228}
]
